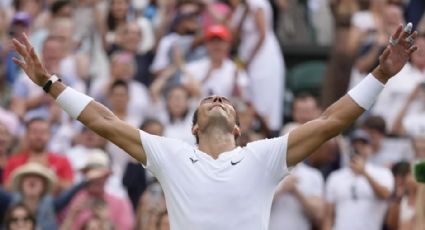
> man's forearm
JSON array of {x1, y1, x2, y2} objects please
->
[
  {"x1": 364, "y1": 172, "x2": 391, "y2": 199},
  {"x1": 293, "y1": 189, "x2": 324, "y2": 227}
]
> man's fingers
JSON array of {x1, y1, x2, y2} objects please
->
[
  {"x1": 400, "y1": 22, "x2": 413, "y2": 40},
  {"x1": 408, "y1": 45, "x2": 418, "y2": 55},
  {"x1": 381, "y1": 46, "x2": 391, "y2": 60},
  {"x1": 12, "y1": 57, "x2": 27, "y2": 70},
  {"x1": 12, "y1": 39, "x2": 29, "y2": 58},
  {"x1": 22, "y1": 33, "x2": 34, "y2": 54},
  {"x1": 392, "y1": 24, "x2": 403, "y2": 40}
]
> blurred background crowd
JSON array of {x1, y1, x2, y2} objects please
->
[{"x1": 0, "y1": 0, "x2": 424, "y2": 229}]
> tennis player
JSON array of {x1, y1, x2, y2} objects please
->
[{"x1": 12, "y1": 24, "x2": 417, "y2": 230}]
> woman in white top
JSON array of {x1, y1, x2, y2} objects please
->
[{"x1": 230, "y1": 0, "x2": 285, "y2": 133}]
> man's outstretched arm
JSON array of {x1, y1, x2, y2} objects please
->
[
  {"x1": 286, "y1": 24, "x2": 418, "y2": 167},
  {"x1": 12, "y1": 34, "x2": 147, "y2": 164}
]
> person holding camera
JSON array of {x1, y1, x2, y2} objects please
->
[{"x1": 322, "y1": 129, "x2": 394, "y2": 230}]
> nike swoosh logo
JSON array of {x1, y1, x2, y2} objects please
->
[
  {"x1": 190, "y1": 157, "x2": 198, "y2": 164},
  {"x1": 231, "y1": 159, "x2": 243, "y2": 166}
]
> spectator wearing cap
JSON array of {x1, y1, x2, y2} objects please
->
[
  {"x1": 0, "y1": 162, "x2": 104, "y2": 230},
  {"x1": 181, "y1": 24, "x2": 250, "y2": 100},
  {"x1": 322, "y1": 129, "x2": 394, "y2": 230},
  {"x1": 63, "y1": 150, "x2": 134, "y2": 230},
  {"x1": 3, "y1": 118, "x2": 74, "y2": 192}
]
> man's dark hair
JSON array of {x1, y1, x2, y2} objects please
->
[
  {"x1": 192, "y1": 106, "x2": 240, "y2": 144},
  {"x1": 140, "y1": 118, "x2": 164, "y2": 132},
  {"x1": 109, "y1": 79, "x2": 129, "y2": 93},
  {"x1": 293, "y1": 92, "x2": 321, "y2": 109},
  {"x1": 362, "y1": 115, "x2": 386, "y2": 135},
  {"x1": 391, "y1": 161, "x2": 411, "y2": 177},
  {"x1": 25, "y1": 117, "x2": 49, "y2": 129},
  {"x1": 50, "y1": 0, "x2": 71, "y2": 15}
]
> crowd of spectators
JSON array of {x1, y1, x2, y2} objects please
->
[{"x1": 0, "y1": 0, "x2": 424, "y2": 229}]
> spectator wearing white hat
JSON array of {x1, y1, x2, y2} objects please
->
[
  {"x1": 0, "y1": 162, "x2": 104, "y2": 230},
  {"x1": 63, "y1": 149, "x2": 134, "y2": 230}
]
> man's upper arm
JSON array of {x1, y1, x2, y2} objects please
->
[{"x1": 286, "y1": 119, "x2": 332, "y2": 167}]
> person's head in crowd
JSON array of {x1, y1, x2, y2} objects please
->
[
  {"x1": 107, "y1": 0, "x2": 130, "y2": 31},
  {"x1": 382, "y1": 4, "x2": 404, "y2": 35},
  {"x1": 81, "y1": 149, "x2": 112, "y2": 197},
  {"x1": 172, "y1": 0, "x2": 202, "y2": 35},
  {"x1": 362, "y1": 115, "x2": 386, "y2": 150},
  {"x1": 42, "y1": 36, "x2": 65, "y2": 74},
  {"x1": 166, "y1": 85, "x2": 191, "y2": 123},
  {"x1": 205, "y1": 25, "x2": 231, "y2": 63},
  {"x1": 120, "y1": 21, "x2": 143, "y2": 54},
  {"x1": 391, "y1": 161, "x2": 417, "y2": 197},
  {"x1": 47, "y1": 17, "x2": 76, "y2": 54},
  {"x1": 156, "y1": 211, "x2": 169, "y2": 230},
  {"x1": 50, "y1": 0, "x2": 74, "y2": 18},
  {"x1": 412, "y1": 134, "x2": 425, "y2": 160},
  {"x1": 3, "y1": 203, "x2": 36, "y2": 230},
  {"x1": 107, "y1": 80, "x2": 129, "y2": 114},
  {"x1": 13, "y1": 0, "x2": 43, "y2": 19},
  {"x1": 140, "y1": 119, "x2": 164, "y2": 136},
  {"x1": 9, "y1": 12, "x2": 31, "y2": 42},
  {"x1": 350, "y1": 129, "x2": 373, "y2": 159},
  {"x1": 292, "y1": 93, "x2": 321, "y2": 124},
  {"x1": 109, "y1": 51, "x2": 136, "y2": 80},
  {"x1": 24, "y1": 118, "x2": 51, "y2": 154},
  {"x1": 10, "y1": 162, "x2": 57, "y2": 198},
  {"x1": 411, "y1": 34, "x2": 425, "y2": 71},
  {"x1": 77, "y1": 127, "x2": 107, "y2": 149}
]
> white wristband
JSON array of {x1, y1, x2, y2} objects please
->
[
  {"x1": 348, "y1": 73, "x2": 385, "y2": 110},
  {"x1": 56, "y1": 87, "x2": 93, "y2": 119}
]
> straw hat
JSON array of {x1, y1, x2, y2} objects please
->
[
  {"x1": 10, "y1": 162, "x2": 57, "y2": 193},
  {"x1": 80, "y1": 149, "x2": 111, "y2": 173}
]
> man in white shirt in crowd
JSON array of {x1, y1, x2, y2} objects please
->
[
  {"x1": 12, "y1": 24, "x2": 417, "y2": 230},
  {"x1": 323, "y1": 129, "x2": 394, "y2": 230}
]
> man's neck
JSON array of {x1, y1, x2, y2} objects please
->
[
  {"x1": 198, "y1": 129, "x2": 236, "y2": 159},
  {"x1": 210, "y1": 59, "x2": 224, "y2": 69}
]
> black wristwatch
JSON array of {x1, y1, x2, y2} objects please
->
[{"x1": 42, "y1": 75, "x2": 62, "y2": 93}]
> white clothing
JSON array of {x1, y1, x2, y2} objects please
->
[
  {"x1": 326, "y1": 164, "x2": 394, "y2": 230},
  {"x1": 232, "y1": 0, "x2": 285, "y2": 130},
  {"x1": 403, "y1": 111, "x2": 425, "y2": 136},
  {"x1": 269, "y1": 163, "x2": 324, "y2": 230},
  {"x1": 184, "y1": 58, "x2": 250, "y2": 99},
  {"x1": 140, "y1": 131, "x2": 292, "y2": 230},
  {"x1": 372, "y1": 63, "x2": 425, "y2": 131},
  {"x1": 351, "y1": 11, "x2": 376, "y2": 32},
  {"x1": 367, "y1": 138, "x2": 415, "y2": 168},
  {"x1": 150, "y1": 33, "x2": 192, "y2": 73}
]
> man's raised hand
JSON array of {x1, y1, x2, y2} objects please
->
[
  {"x1": 12, "y1": 33, "x2": 50, "y2": 86},
  {"x1": 373, "y1": 23, "x2": 418, "y2": 83}
]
